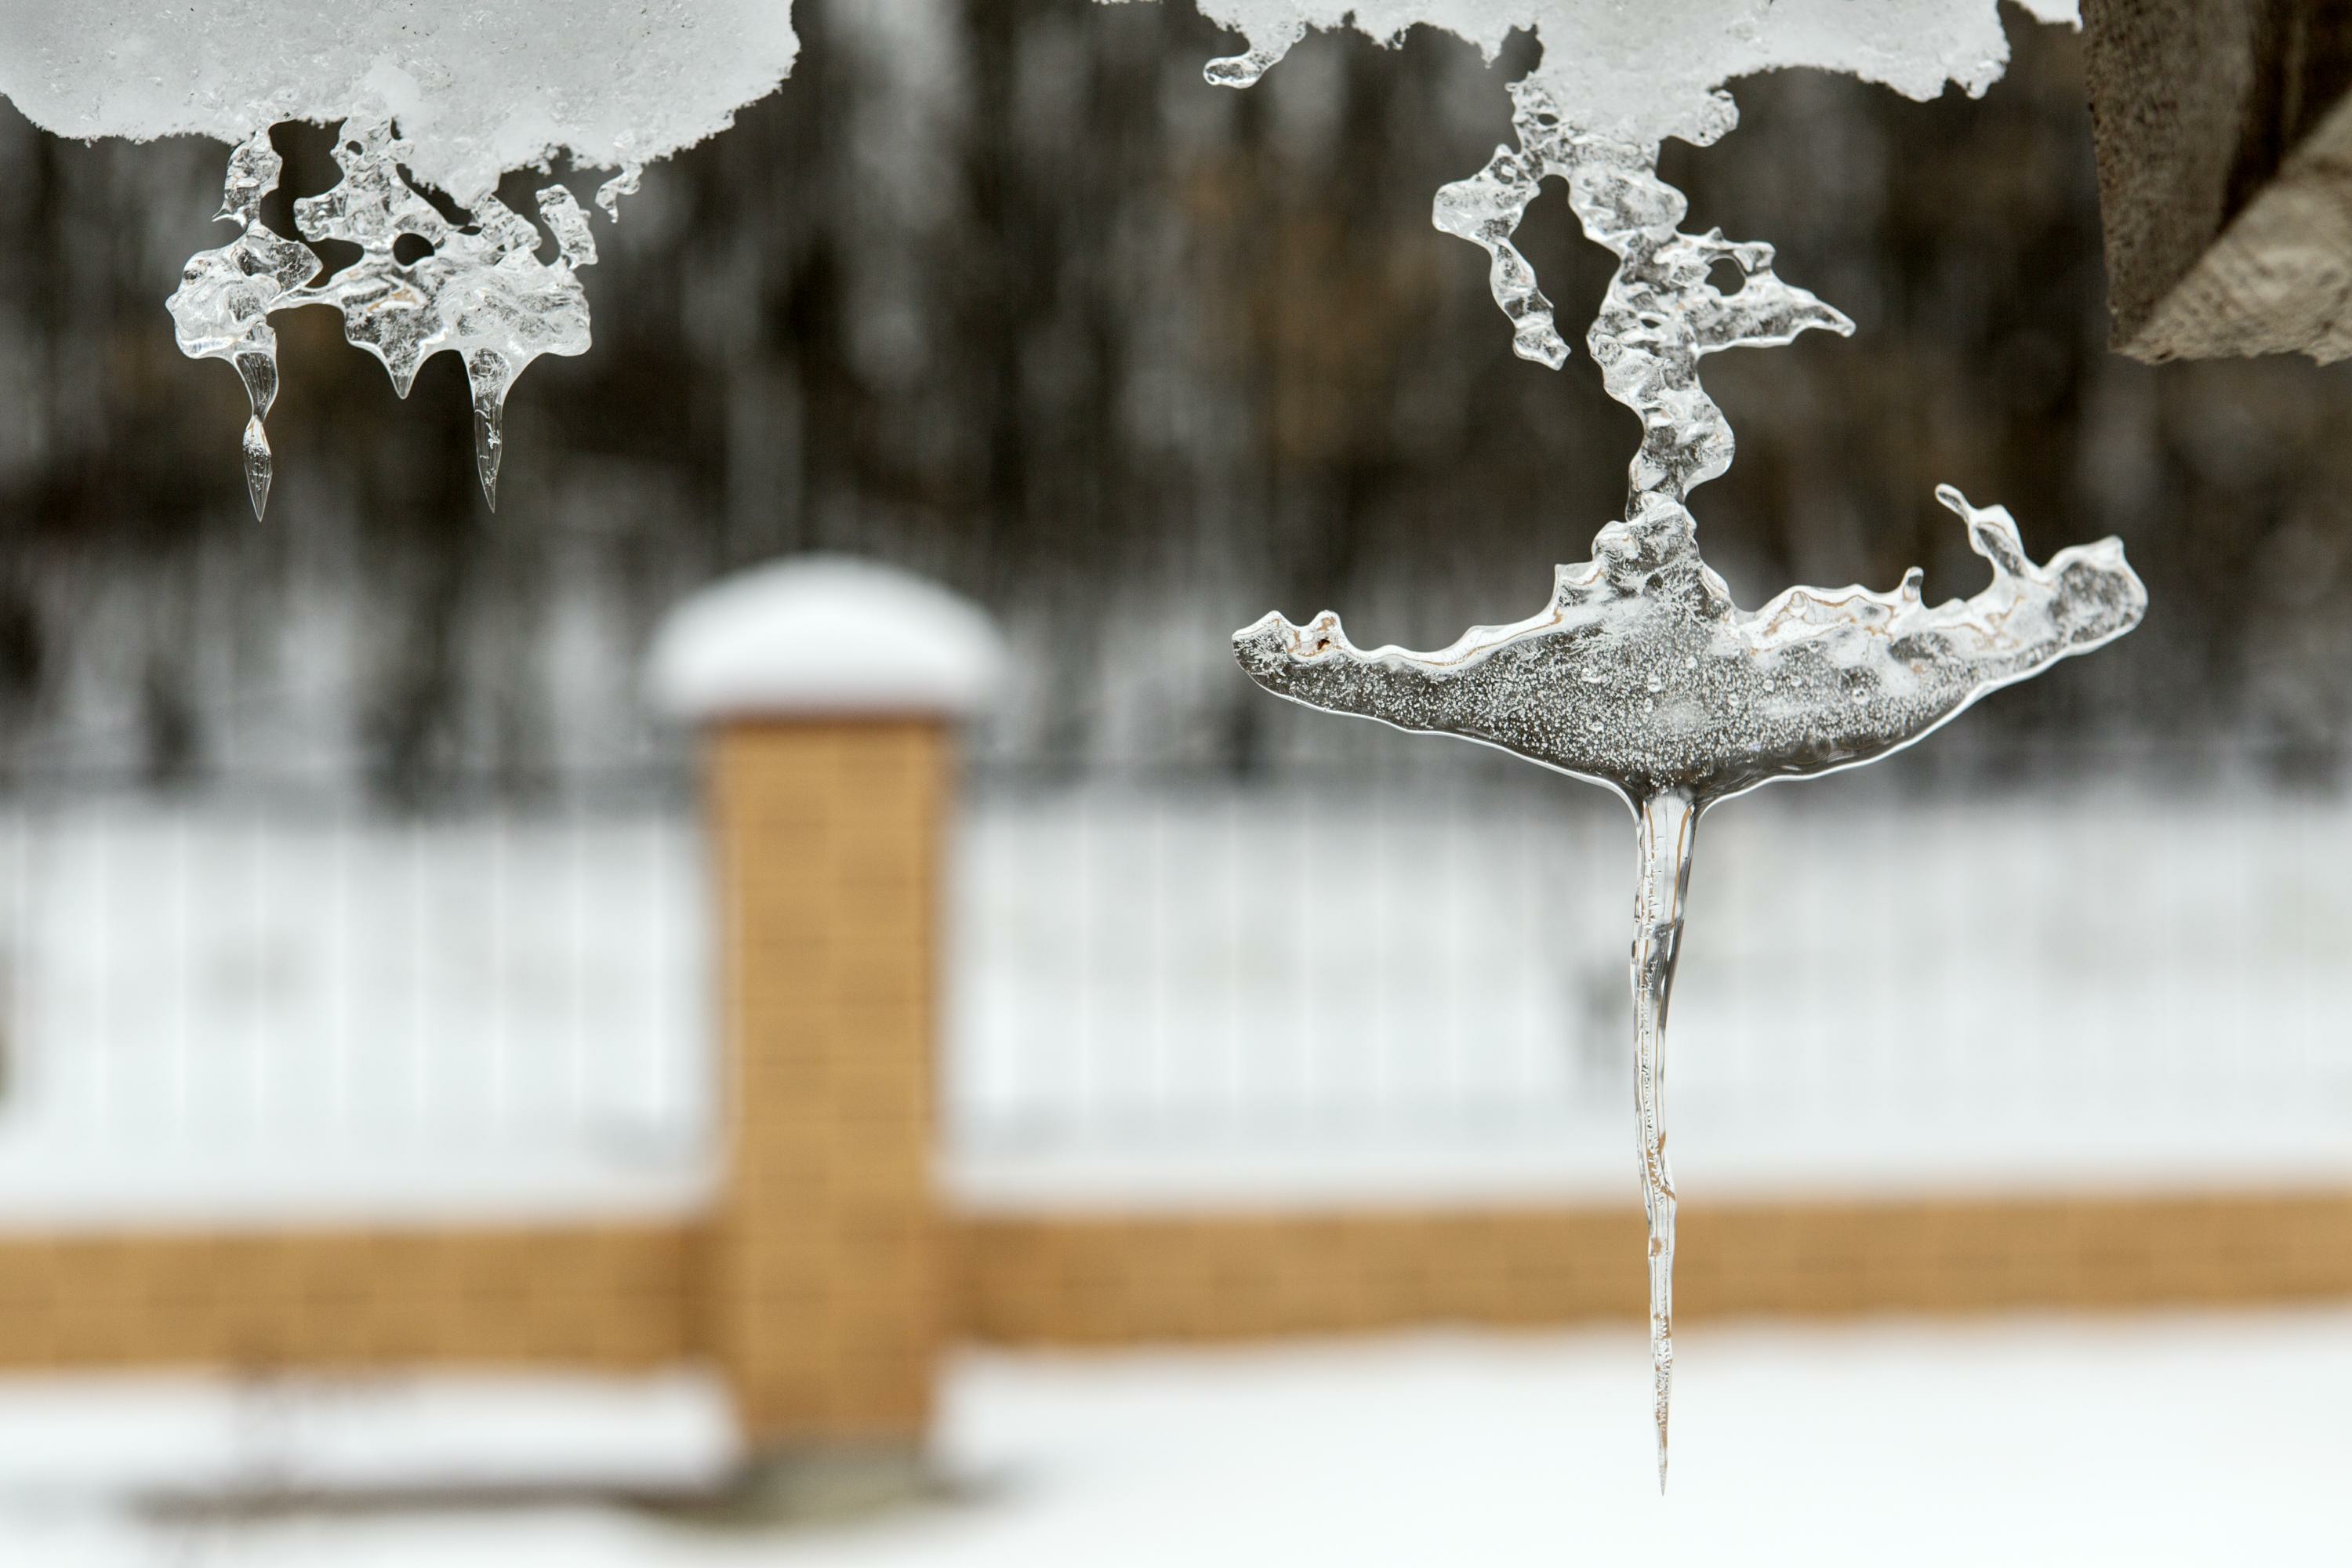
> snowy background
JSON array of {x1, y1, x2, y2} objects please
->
[
  {"x1": 0, "y1": 0, "x2": 2349, "y2": 1559},
  {"x1": 4, "y1": 768, "x2": 2347, "y2": 1223}
]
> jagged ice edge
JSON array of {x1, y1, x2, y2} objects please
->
[{"x1": 166, "y1": 118, "x2": 619, "y2": 517}]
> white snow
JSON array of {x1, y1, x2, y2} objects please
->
[
  {"x1": 0, "y1": 1, "x2": 801, "y2": 203},
  {"x1": 647, "y1": 557, "x2": 1007, "y2": 721},
  {"x1": 0, "y1": 1313, "x2": 2341, "y2": 1563},
  {"x1": 0, "y1": 1370, "x2": 735, "y2": 1499},
  {"x1": 1179, "y1": 0, "x2": 2077, "y2": 146}
]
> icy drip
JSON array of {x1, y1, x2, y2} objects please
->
[
  {"x1": 1236, "y1": 100, "x2": 2144, "y2": 804},
  {"x1": 1203, "y1": 24, "x2": 1301, "y2": 88},
  {"x1": 595, "y1": 164, "x2": 644, "y2": 223},
  {"x1": 1632, "y1": 788, "x2": 1693, "y2": 1492},
  {"x1": 166, "y1": 118, "x2": 609, "y2": 517},
  {"x1": 165, "y1": 134, "x2": 321, "y2": 520},
  {"x1": 1232, "y1": 86, "x2": 2146, "y2": 1483}
]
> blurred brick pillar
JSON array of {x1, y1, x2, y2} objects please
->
[
  {"x1": 649, "y1": 559, "x2": 1001, "y2": 1456},
  {"x1": 706, "y1": 719, "x2": 947, "y2": 1443}
]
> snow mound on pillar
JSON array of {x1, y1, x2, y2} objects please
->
[
  {"x1": 647, "y1": 557, "x2": 1007, "y2": 722},
  {"x1": 0, "y1": 0, "x2": 800, "y2": 203},
  {"x1": 1192, "y1": 0, "x2": 2077, "y2": 147}
]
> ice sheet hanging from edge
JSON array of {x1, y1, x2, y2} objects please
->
[
  {"x1": 1169, "y1": 0, "x2": 2076, "y2": 148},
  {"x1": 1136, "y1": 0, "x2": 2114, "y2": 1494},
  {"x1": 0, "y1": 1, "x2": 801, "y2": 205},
  {"x1": 0, "y1": 2, "x2": 801, "y2": 517}
]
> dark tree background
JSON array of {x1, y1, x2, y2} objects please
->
[{"x1": 0, "y1": 2, "x2": 2347, "y2": 799}]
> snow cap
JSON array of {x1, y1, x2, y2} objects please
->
[
  {"x1": 1191, "y1": 0, "x2": 2079, "y2": 149},
  {"x1": 0, "y1": 1, "x2": 800, "y2": 204},
  {"x1": 648, "y1": 556, "x2": 1005, "y2": 722}
]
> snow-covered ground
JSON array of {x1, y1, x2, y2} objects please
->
[
  {"x1": 0, "y1": 779, "x2": 2347, "y2": 1219},
  {"x1": 0, "y1": 1312, "x2": 2343, "y2": 1565}
]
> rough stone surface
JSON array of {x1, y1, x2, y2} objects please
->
[{"x1": 2084, "y1": 0, "x2": 2352, "y2": 361}]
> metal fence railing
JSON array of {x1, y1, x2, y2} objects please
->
[
  {"x1": 0, "y1": 785, "x2": 710, "y2": 1218},
  {"x1": 4, "y1": 760, "x2": 2349, "y2": 1214},
  {"x1": 947, "y1": 767, "x2": 2352, "y2": 1198}
]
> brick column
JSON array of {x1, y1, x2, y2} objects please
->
[
  {"x1": 648, "y1": 557, "x2": 1000, "y2": 1459},
  {"x1": 707, "y1": 719, "x2": 946, "y2": 1443}
]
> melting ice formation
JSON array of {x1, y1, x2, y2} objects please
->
[
  {"x1": 167, "y1": 121, "x2": 609, "y2": 517},
  {"x1": 0, "y1": 2, "x2": 803, "y2": 515},
  {"x1": 1236, "y1": 119, "x2": 2143, "y2": 805},
  {"x1": 1188, "y1": 0, "x2": 2140, "y2": 1490}
]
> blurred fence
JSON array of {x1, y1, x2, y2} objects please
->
[
  {"x1": 0, "y1": 781, "x2": 710, "y2": 1221},
  {"x1": 950, "y1": 764, "x2": 2352, "y2": 1201},
  {"x1": 2, "y1": 760, "x2": 2350, "y2": 1218}
]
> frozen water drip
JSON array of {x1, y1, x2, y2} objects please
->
[
  {"x1": 167, "y1": 118, "x2": 604, "y2": 517},
  {"x1": 1224, "y1": 67, "x2": 2143, "y2": 1487}
]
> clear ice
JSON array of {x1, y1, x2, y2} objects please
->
[
  {"x1": 2, "y1": 2, "x2": 800, "y2": 512},
  {"x1": 167, "y1": 118, "x2": 602, "y2": 516},
  {"x1": 1208, "y1": 38, "x2": 2143, "y2": 1490}
]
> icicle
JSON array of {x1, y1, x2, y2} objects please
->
[
  {"x1": 594, "y1": 163, "x2": 642, "y2": 223},
  {"x1": 1231, "y1": 84, "x2": 2147, "y2": 1484},
  {"x1": 1202, "y1": 16, "x2": 1303, "y2": 88},
  {"x1": 537, "y1": 186, "x2": 598, "y2": 269},
  {"x1": 1630, "y1": 789, "x2": 1696, "y2": 1493},
  {"x1": 1434, "y1": 144, "x2": 1567, "y2": 368},
  {"x1": 234, "y1": 350, "x2": 278, "y2": 519},
  {"x1": 1204, "y1": 45, "x2": 1289, "y2": 86},
  {"x1": 165, "y1": 129, "x2": 321, "y2": 520},
  {"x1": 171, "y1": 112, "x2": 605, "y2": 512},
  {"x1": 466, "y1": 349, "x2": 514, "y2": 510}
]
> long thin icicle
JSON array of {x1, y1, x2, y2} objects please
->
[{"x1": 1631, "y1": 788, "x2": 1696, "y2": 1493}]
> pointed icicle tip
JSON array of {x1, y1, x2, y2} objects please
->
[
  {"x1": 464, "y1": 350, "x2": 514, "y2": 511},
  {"x1": 1655, "y1": 1378, "x2": 1671, "y2": 1494},
  {"x1": 473, "y1": 401, "x2": 503, "y2": 511},
  {"x1": 241, "y1": 415, "x2": 272, "y2": 521}
]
